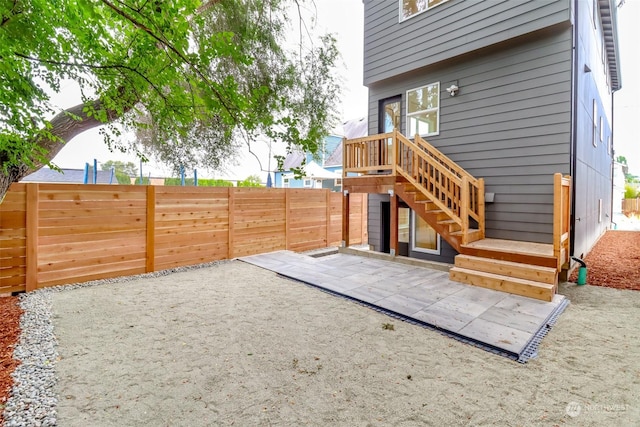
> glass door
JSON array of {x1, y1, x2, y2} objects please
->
[{"x1": 378, "y1": 96, "x2": 401, "y2": 166}]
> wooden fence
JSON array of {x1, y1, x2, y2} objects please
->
[
  {"x1": 622, "y1": 198, "x2": 639, "y2": 216},
  {"x1": 0, "y1": 183, "x2": 367, "y2": 293}
]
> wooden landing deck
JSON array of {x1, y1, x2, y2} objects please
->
[{"x1": 462, "y1": 238, "x2": 554, "y2": 257}]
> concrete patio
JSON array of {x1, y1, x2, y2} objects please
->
[{"x1": 240, "y1": 251, "x2": 569, "y2": 362}]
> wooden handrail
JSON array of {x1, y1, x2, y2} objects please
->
[{"x1": 414, "y1": 134, "x2": 478, "y2": 186}]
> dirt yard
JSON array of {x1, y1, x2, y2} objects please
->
[{"x1": 1, "y1": 229, "x2": 639, "y2": 425}]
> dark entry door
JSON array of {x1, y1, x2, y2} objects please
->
[{"x1": 381, "y1": 201, "x2": 391, "y2": 254}]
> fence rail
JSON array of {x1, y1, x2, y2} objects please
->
[{"x1": 0, "y1": 183, "x2": 367, "y2": 293}]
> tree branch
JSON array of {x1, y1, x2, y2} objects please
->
[{"x1": 100, "y1": 0, "x2": 240, "y2": 122}]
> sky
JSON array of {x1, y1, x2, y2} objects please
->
[
  {"x1": 50, "y1": 0, "x2": 639, "y2": 180},
  {"x1": 612, "y1": 0, "x2": 640, "y2": 175}
]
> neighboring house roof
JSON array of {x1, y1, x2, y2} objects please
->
[
  {"x1": 21, "y1": 167, "x2": 116, "y2": 184},
  {"x1": 599, "y1": 0, "x2": 622, "y2": 91},
  {"x1": 282, "y1": 151, "x2": 306, "y2": 170},
  {"x1": 280, "y1": 134, "x2": 345, "y2": 170},
  {"x1": 300, "y1": 161, "x2": 342, "y2": 180},
  {"x1": 325, "y1": 118, "x2": 369, "y2": 167}
]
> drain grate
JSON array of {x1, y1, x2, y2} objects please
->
[{"x1": 517, "y1": 297, "x2": 570, "y2": 363}]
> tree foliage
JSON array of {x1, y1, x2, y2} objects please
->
[
  {"x1": 0, "y1": 0, "x2": 340, "y2": 199},
  {"x1": 237, "y1": 174, "x2": 262, "y2": 187},
  {"x1": 164, "y1": 177, "x2": 234, "y2": 187},
  {"x1": 101, "y1": 160, "x2": 137, "y2": 184}
]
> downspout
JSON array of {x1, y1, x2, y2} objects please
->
[
  {"x1": 569, "y1": 0, "x2": 579, "y2": 257},
  {"x1": 610, "y1": 90, "x2": 615, "y2": 226}
]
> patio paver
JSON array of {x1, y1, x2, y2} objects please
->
[{"x1": 240, "y1": 251, "x2": 568, "y2": 361}]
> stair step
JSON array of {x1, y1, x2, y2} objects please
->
[
  {"x1": 437, "y1": 219, "x2": 461, "y2": 232},
  {"x1": 449, "y1": 267, "x2": 555, "y2": 302},
  {"x1": 424, "y1": 209, "x2": 449, "y2": 221},
  {"x1": 454, "y1": 255, "x2": 557, "y2": 285},
  {"x1": 449, "y1": 228, "x2": 482, "y2": 243}
]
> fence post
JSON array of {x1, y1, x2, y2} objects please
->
[
  {"x1": 325, "y1": 189, "x2": 330, "y2": 246},
  {"x1": 228, "y1": 187, "x2": 235, "y2": 259},
  {"x1": 146, "y1": 185, "x2": 156, "y2": 273},
  {"x1": 361, "y1": 194, "x2": 367, "y2": 244},
  {"x1": 285, "y1": 189, "x2": 291, "y2": 250},
  {"x1": 342, "y1": 190, "x2": 350, "y2": 247},
  {"x1": 25, "y1": 183, "x2": 39, "y2": 291}
]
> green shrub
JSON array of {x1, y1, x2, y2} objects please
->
[{"x1": 624, "y1": 184, "x2": 638, "y2": 199}]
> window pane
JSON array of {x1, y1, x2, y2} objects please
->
[
  {"x1": 398, "y1": 208, "x2": 410, "y2": 243},
  {"x1": 402, "y1": 0, "x2": 448, "y2": 20},
  {"x1": 409, "y1": 111, "x2": 438, "y2": 135},
  {"x1": 415, "y1": 215, "x2": 437, "y2": 251},
  {"x1": 401, "y1": 0, "x2": 422, "y2": 20},
  {"x1": 407, "y1": 84, "x2": 439, "y2": 113}
]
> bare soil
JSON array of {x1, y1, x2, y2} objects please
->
[{"x1": 569, "y1": 230, "x2": 640, "y2": 290}]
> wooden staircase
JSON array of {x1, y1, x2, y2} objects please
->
[{"x1": 342, "y1": 131, "x2": 572, "y2": 302}]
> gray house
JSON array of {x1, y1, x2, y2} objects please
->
[{"x1": 342, "y1": 0, "x2": 620, "y2": 301}]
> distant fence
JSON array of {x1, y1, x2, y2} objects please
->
[
  {"x1": 0, "y1": 183, "x2": 367, "y2": 293},
  {"x1": 622, "y1": 198, "x2": 639, "y2": 216}
]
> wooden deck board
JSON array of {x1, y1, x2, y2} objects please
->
[{"x1": 462, "y1": 238, "x2": 554, "y2": 257}]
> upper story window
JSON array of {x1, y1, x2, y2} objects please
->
[
  {"x1": 400, "y1": 0, "x2": 450, "y2": 21},
  {"x1": 407, "y1": 82, "x2": 440, "y2": 137}
]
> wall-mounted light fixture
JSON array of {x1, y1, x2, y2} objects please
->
[{"x1": 446, "y1": 82, "x2": 459, "y2": 96}]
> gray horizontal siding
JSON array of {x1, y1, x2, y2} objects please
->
[
  {"x1": 364, "y1": 0, "x2": 571, "y2": 85},
  {"x1": 367, "y1": 27, "x2": 573, "y2": 243}
]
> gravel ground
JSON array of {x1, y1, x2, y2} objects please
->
[{"x1": 3, "y1": 260, "x2": 640, "y2": 426}]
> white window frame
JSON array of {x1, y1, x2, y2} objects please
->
[
  {"x1": 303, "y1": 178, "x2": 312, "y2": 188},
  {"x1": 599, "y1": 116, "x2": 604, "y2": 143},
  {"x1": 399, "y1": 0, "x2": 451, "y2": 22},
  {"x1": 334, "y1": 178, "x2": 342, "y2": 187},
  {"x1": 406, "y1": 82, "x2": 440, "y2": 137},
  {"x1": 283, "y1": 177, "x2": 290, "y2": 188},
  {"x1": 411, "y1": 211, "x2": 441, "y2": 255},
  {"x1": 592, "y1": 100, "x2": 598, "y2": 148}
]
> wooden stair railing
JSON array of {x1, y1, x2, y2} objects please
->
[
  {"x1": 343, "y1": 130, "x2": 485, "y2": 251},
  {"x1": 393, "y1": 132, "x2": 485, "y2": 250}
]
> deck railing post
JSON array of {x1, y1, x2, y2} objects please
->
[
  {"x1": 460, "y1": 176, "x2": 469, "y2": 245},
  {"x1": 342, "y1": 137, "x2": 347, "y2": 178},
  {"x1": 390, "y1": 191, "x2": 398, "y2": 256},
  {"x1": 392, "y1": 129, "x2": 398, "y2": 176},
  {"x1": 342, "y1": 190, "x2": 350, "y2": 247},
  {"x1": 478, "y1": 178, "x2": 485, "y2": 239}
]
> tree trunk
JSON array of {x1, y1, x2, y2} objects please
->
[{"x1": 0, "y1": 97, "x2": 132, "y2": 202}]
